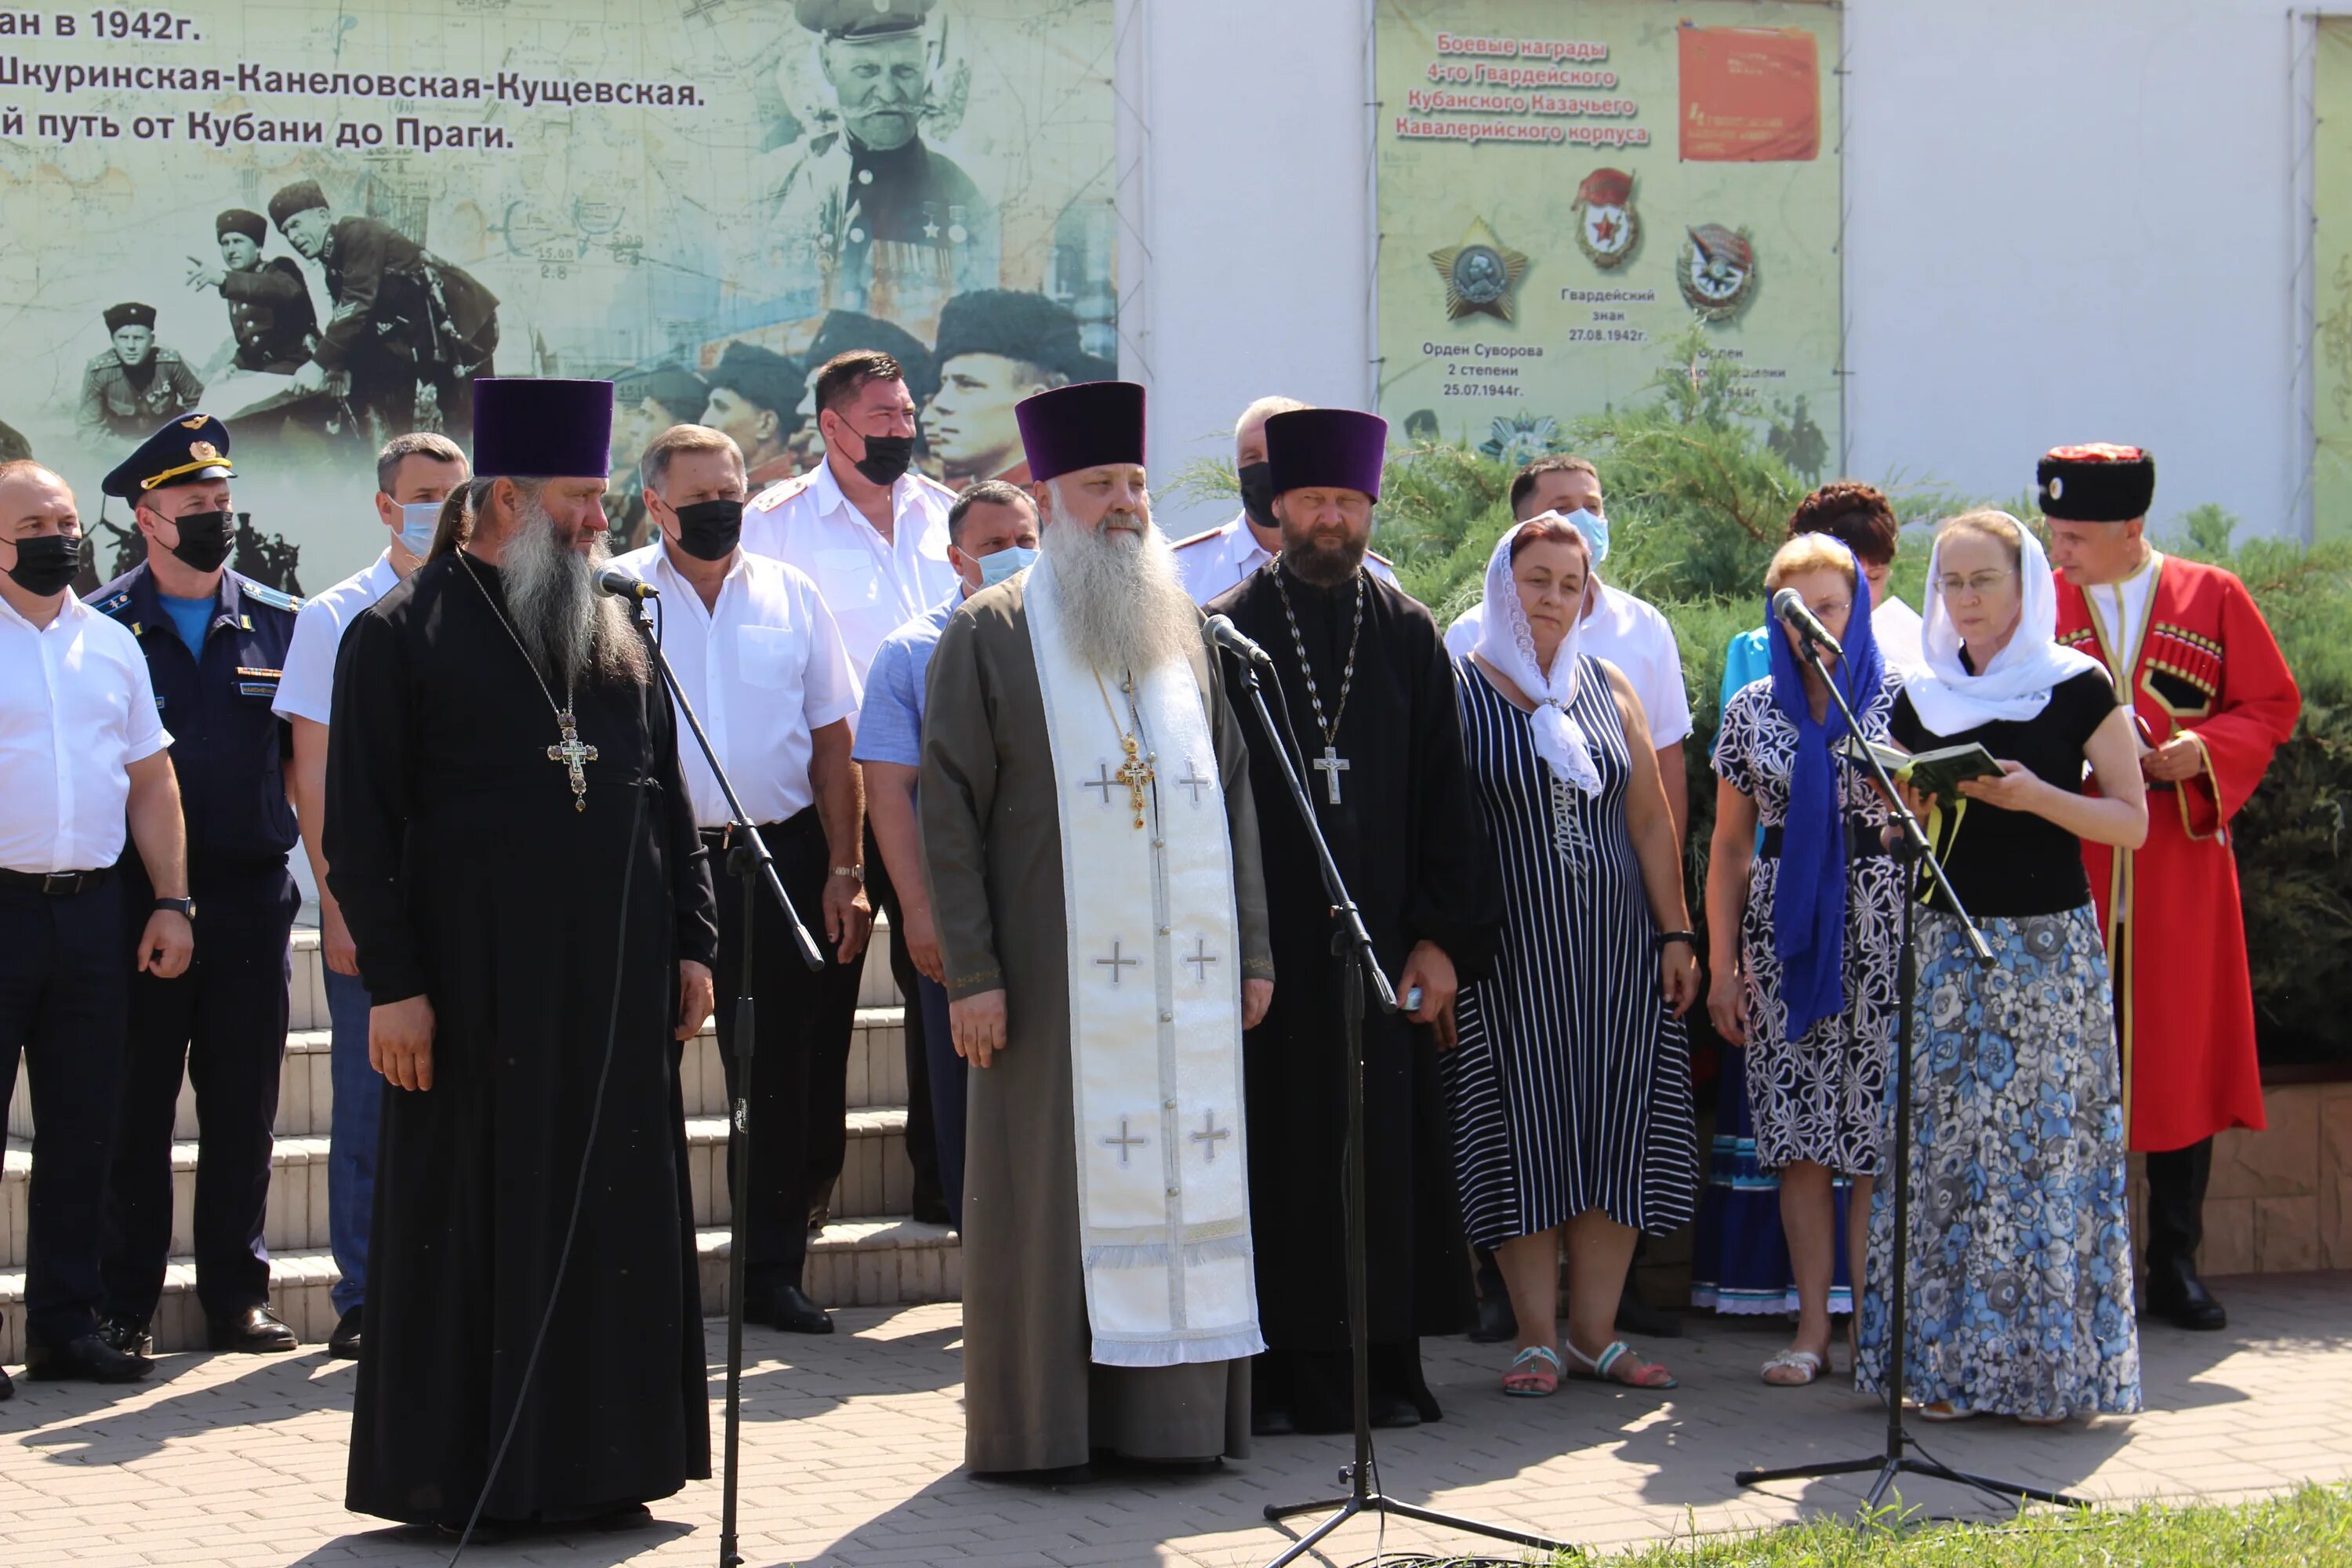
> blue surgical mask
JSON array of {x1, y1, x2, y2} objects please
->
[
  {"x1": 1565, "y1": 506, "x2": 1610, "y2": 564},
  {"x1": 397, "y1": 501, "x2": 441, "y2": 558},
  {"x1": 978, "y1": 544, "x2": 1038, "y2": 587}
]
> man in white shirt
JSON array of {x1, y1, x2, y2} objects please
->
[
  {"x1": 615, "y1": 423, "x2": 867, "y2": 1335},
  {"x1": 741, "y1": 347, "x2": 957, "y2": 681},
  {"x1": 1172, "y1": 394, "x2": 1398, "y2": 604},
  {"x1": 272, "y1": 430, "x2": 467, "y2": 1360},
  {"x1": 0, "y1": 460, "x2": 192, "y2": 1393},
  {"x1": 1443, "y1": 456, "x2": 1692, "y2": 842}
]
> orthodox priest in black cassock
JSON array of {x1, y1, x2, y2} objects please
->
[
  {"x1": 326, "y1": 377, "x2": 717, "y2": 1529},
  {"x1": 1208, "y1": 407, "x2": 1498, "y2": 1434}
]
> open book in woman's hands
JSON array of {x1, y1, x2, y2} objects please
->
[{"x1": 1835, "y1": 736, "x2": 2003, "y2": 799}]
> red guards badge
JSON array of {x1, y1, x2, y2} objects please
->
[{"x1": 1574, "y1": 168, "x2": 1639, "y2": 270}]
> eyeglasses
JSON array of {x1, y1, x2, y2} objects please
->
[
  {"x1": 1802, "y1": 600, "x2": 1852, "y2": 618},
  {"x1": 1935, "y1": 572, "x2": 2015, "y2": 599}
]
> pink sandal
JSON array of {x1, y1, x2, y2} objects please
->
[
  {"x1": 1501, "y1": 1345, "x2": 1563, "y2": 1397},
  {"x1": 1565, "y1": 1339, "x2": 1676, "y2": 1389}
]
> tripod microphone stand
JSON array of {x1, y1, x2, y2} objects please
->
[
  {"x1": 627, "y1": 598, "x2": 828, "y2": 1568},
  {"x1": 1732, "y1": 624, "x2": 2086, "y2": 1515},
  {"x1": 1215, "y1": 641, "x2": 1571, "y2": 1568}
]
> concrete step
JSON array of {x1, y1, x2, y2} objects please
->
[
  {"x1": 8, "y1": 1004, "x2": 913, "y2": 1142},
  {"x1": 0, "y1": 1218, "x2": 960, "y2": 1361},
  {"x1": 3, "y1": 1103, "x2": 918, "y2": 1269}
]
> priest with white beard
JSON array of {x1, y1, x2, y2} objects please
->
[{"x1": 921, "y1": 380, "x2": 1274, "y2": 1478}]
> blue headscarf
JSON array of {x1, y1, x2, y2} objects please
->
[{"x1": 1768, "y1": 538, "x2": 1885, "y2": 1040}]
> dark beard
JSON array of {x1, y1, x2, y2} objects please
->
[{"x1": 1282, "y1": 531, "x2": 1368, "y2": 588}]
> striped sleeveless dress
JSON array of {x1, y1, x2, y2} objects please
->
[{"x1": 1442, "y1": 654, "x2": 1699, "y2": 1247}]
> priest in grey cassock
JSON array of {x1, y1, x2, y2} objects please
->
[
  {"x1": 1207, "y1": 408, "x2": 1499, "y2": 1436},
  {"x1": 921, "y1": 380, "x2": 1274, "y2": 1477},
  {"x1": 327, "y1": 377, "x2": 717, "y2": 1531}
]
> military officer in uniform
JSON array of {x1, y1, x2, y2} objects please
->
[
  {"x1": 88, "y1": 416, "x2": 304, "y2": 1357},
  {"x1": 76, "y1": 303, "x2": 205, "y2": 452},
  {"x1": 186, "y1": 209, "x2": 319, "y2": 375},
  {"x1": 267, "y1": 180, "x2": 500, "y2": 442},
  {"x1": 761, "y1": 0, "x2": 1000, "y2": 338}
]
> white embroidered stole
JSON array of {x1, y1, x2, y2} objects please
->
[{"x1": 1025, "y1": 562, "x2": 1264, "y2": 1368}]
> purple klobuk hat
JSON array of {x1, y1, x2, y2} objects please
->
[
  {"x1": 1265, "y1": 407, "x2": 1388, "y2": 500},
  {"x1": 471, "y1": 378, "x2": 615, "y2": 478},
  {"x1": 1014, "y1": 379, "x2": 1146, "y2": 483}
]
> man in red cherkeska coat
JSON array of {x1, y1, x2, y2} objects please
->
[{"x1": 2042, "y1": 444, "x2": 2301, "y2": 1333}]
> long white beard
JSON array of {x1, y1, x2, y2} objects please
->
[
  {"x1": 501, "y1": 495, "x2": 645, "y2": 685},
  {"x1": 1040, "y1": 496, "x2": 1199, "y2": 675}
]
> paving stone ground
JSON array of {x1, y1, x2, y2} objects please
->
[{"x1": 3, "y1": 1272, "x2": 2347, "y2": 1566}]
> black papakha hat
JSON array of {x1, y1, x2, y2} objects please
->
[
  {"x1": 267, "y1": 180, "x2": 330, "y2": 230},
  {"x1": 2038, "y1": 444, "x2": 2154, "y2": 522},
  {"x1": 103, "y1": 301, "x2": 157, "y2": 333},
  {"x1": 216, "y1": 209, "x2": 268, "y2": 244}
]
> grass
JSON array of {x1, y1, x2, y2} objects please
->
[{"x1": 1518, "y1": 1483, "x2": 2352, "y2": 1566}]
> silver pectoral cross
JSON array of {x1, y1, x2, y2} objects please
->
[
  {"x1": 1312, "y1": 745, "x2": 1351, "y2": 804},
  {"x1": 546, "y1": 708, "x2": 599, "y2": 812}
]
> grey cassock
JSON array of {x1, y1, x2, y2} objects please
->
[{"x1": 920, "y1": 572, "x2": 1274, "y2": 1473}]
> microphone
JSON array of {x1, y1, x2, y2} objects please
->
[
  {"x1": 1771, "y1": 587, "x2": 1843, "y2": 659},
  {"x1": 1203, "y1": 613, "x2": 1275, "y2": 668},
  {"x1": 596, "y1": 568, "x2": 657, "y2": 601}
]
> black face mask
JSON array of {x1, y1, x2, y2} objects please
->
[
  {"x1": 5, "y1": 533, "x2": 79, "y2": 597},
  {"x1": 850, "y1": 434, "x2": 915, "y2": 488},
  {"x1": 1236, "y1": 462, "x2": 1276, "y2": 531},
  {"x1": 164, "y1": 509, "x2": 234, "y2": 573},
  {"x1": 671, "y1": 498, "x2": 744, "y2": 561}
]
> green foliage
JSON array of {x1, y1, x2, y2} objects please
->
[{"x1": 1540, "y1": 1482, "x2": 2352, "y2": 1566}]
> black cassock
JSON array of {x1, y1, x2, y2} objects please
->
[
  {"x1": 1210, "y1": 562, "x2": 1498, "y2": 1431},
  {"x1": 325, "y1": 554, "x2": 717, "y2": 1526}
]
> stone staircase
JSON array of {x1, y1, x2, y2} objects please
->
[{"x1": 1, "y1": 920, "x2": 955, "y2": 1360}]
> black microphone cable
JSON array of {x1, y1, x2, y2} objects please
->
[{"x1": 446, "y1": 612, "x2": 668, "y2": 1565}]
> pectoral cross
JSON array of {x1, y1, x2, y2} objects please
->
[
  {"x1": 546, "y1": 709, "x2": 598, "y2": 812},
  {"x1": 1312, "y1": 745, "x2": 1351, "y2": 804},
  {"x1": 1116, "y1": 735, "x2": 1155, "y2": 830}
]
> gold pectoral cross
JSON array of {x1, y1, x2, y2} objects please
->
[
  {"x1": 546, "y1": 707, "x2": 598, "y2": 811},
  {"x1": 1116, "y1": 734, "x2": 1155, "y2": 830}
]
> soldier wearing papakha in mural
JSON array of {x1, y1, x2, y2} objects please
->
[
  {"x1": 77, "y1": 303, "x2": 205, "y2": 452},
  {"x1": 761, "y1": 0, "x2": 1001, "y2": 337}
]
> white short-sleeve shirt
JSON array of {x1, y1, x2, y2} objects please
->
[
  {"x1": 739, "y1": 458, "x2": 958, "y2": 681},
  {"x1": 612, "y1": 539, "x2": 862, "y2": 830},
  {"x1": 1171, "y1": 513, "x2": 1399, "y2": 606},
  {"x1": 1444, "y1": 579, "x2": 1693, "y2": 749},
  {"x1": 273, "y1": 550, "x2": 401, "y2": 727},
  {"x1": 0, "y1": 591, "x2": 171, "y2": 874}
]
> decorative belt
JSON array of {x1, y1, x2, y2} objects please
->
[{"x1": 0, "y1": 866, "x2": 113, "y2": 895}]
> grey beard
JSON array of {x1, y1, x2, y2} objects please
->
[
  {"x1": 1040, "y1": 495, "x2": 1198, "y2": 675},
  {"x1": 500, "y1": 495, "x2": 645, "y2": 686}
]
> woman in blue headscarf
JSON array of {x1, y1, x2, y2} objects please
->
[{"x1": 1704, "y1": 534, "x2": 1904, "y2": 1388}]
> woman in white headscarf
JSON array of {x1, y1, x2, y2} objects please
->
[
  {"x1": 1439, "y1": 514, "x2": 1700, "y2": 1399},
  {"x1": 1857, "y1": 509, "x2": 2148, "y2": 1426}
]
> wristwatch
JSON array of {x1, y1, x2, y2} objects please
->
[
  {"x1": 153, "y1": 896, "x2": 197, "y2": 920},
  {"x1": 829, "y1": 865, "x2": 864, "y2": 884},
  {"x1": 1652, "y1": 929, "x2": 1697, "y2": 953}
]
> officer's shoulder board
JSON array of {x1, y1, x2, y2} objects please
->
[
  {"x1": 85, "y1": 348, "x2": 125, "y2": 372},
  {"x1": 1170, "y1": 521, "x2": 1233, "y2": 552},
  {"x1": 910, "y1": 472, "x2": 959, "y2": 503},
  {"x1": 235, "y1": 575, "x2": 304, "y2": 615},
  {"x1": 747, "y1": 471, "x2": 816, "y2": 515},
  {"x1": 88, "y1": 586, "x2": 136, "y2": 620},
  {"x1": 1368, "y1": 547, "x2": 1396, "y2": 568}
]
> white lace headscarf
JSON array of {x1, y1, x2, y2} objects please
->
[
  {"x1": 1472, "y1": 516, "x2": 1603, "y2": 797},
  {"x1": 1904, "y1": 513, "x2": 2103, "y2": 734}
]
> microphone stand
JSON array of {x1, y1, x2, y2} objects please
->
[
  {"x1": 1218, "y1": 640, "x2": 1570, "y2": 1568},
  {"x1": 626, "y1": 601, "x2": 826, "y2": 1568},
  {"x1": 1732, "y1": 625, "x2": 2086, "y2": 1515}
]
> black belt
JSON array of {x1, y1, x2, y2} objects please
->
[
  {"x1": 699, "y1": 810, "x2": 819, "y2": 852},
  {"x1": 0, "y1": 865, "x2": 112, "y2": 895},
  {"x1": 1759, "y1": 822, "x2": 1890, "y2": 861}
]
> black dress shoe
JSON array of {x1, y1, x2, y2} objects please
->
[
  {"x1": 755, "y1": 1283, "x2": 834, "y2": 1334},
  {"x1": 1, "y1": 1364, "x2": 13, "y2": 1400},
  {"x1": 1250, "y1": 1404, "x2": 1297, "y2": 1437},
  {"x1": 208, "y1": 1305, "x2": 299, "y2": 1353},
  {"x1": 1468, "y1": 1290, "x2": 1518, "y2": 1345},
  {"x1": 95, "y1": 1312, "x2": 152, "y2": 1357},
  {"x1": 27, "y1": 1334, "x2": 154, "y2": 1383},
  {"x1": 327, "y1": 1307, "x2": 363, "y2": 1359},
  {"x1": 912, "y1": 1195, "x2": 955, "y2": 1226},
  {"x1": 1367, "y1": 1391, "x2": 1424, "y2": 1429},
  {"x1": 2144, "y1": 1259, "x2": 2228, "y2": 1331}
]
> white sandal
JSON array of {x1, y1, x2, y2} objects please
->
[{"x1": 1760, "y1": 1348, "x2": 1823, "y2": 1387}]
